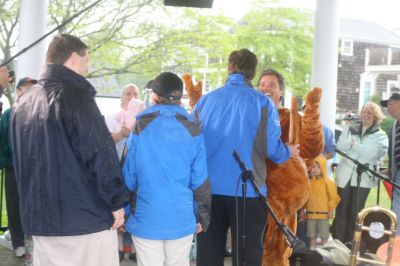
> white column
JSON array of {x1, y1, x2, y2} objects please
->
[
  {"x1": 311, "y1": 0, "x2": 339, "y2": 131},
  {"x1": 17, "y1": 0, "x2": 48, "y2": 80}
]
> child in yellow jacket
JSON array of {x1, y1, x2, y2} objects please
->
[{"x1": 306, "y1": 156, "x2": 340, "y2": 249}]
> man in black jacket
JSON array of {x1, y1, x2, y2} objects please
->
[
  {"x1": 381, "y1": 93, "x2": 400, "y2": 236},
  {"x1": 11, "y1": 34, "x2": 129, "y2": 266}
]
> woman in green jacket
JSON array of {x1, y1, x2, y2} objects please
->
[{"x1": 331, "y1": 102, "x2": 388, "y2": 244}]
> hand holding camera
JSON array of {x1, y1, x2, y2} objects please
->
[{"x1": 343, "y1": 111, "x2": 360, "y2": 125}]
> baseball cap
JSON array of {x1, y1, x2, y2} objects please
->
[
  {"x1": 380, "y1": 92, "x2": 400, "y2": 107},
  {"x1": 152, "y1": 72, "x2": 183, "y2": 100},
  {"x1": 16, "y1": 77, "x2": 38, "y2": 90}
]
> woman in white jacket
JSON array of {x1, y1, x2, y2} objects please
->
[{"x1": 331, "y1": 102, "x2": 388, "y2": 244}]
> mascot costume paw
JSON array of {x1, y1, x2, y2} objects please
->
[{"x1": 182, "y1": 73, "x2": 202, "y2": 109}]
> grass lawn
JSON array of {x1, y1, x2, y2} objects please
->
[
  {"x1": 0, "y1": 170, "x2": 8, "y2": 232},
  {"x1": 365, "y1": 185, "x2": 392, "y2": 209}
]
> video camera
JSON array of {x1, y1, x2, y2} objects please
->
[
  {"x1": 8, "y1": 70, "x2": 15, "y2": 83},
  {"x1": 343, "y1": 113, "x2": 360, "y2": 121}
]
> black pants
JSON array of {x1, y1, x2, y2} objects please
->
[
  {"x1": 331, "y1": 182, "x2": 370, "y2": 243},
  {"x1": 197, "y1": 195, "x2": 267, "y2": 266},
  {"x1": 5, "y1": 166, "x2": 24, "y2": 249}
]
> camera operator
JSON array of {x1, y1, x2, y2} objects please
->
[{"x1": 331, "y1": 102, "x2": 388, "y2": 244}]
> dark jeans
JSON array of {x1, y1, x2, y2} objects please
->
[
  {"x1": 331, "y1": 182, "x2": 370, "y2": 244},
  {"x1": 296, "y1": 213, "x2": 308, "y2": 247},
  {"x1": 5, "y1": 166, "x2": 24, "y2": 249},
  {"x1": 123, "y1": 231, "x2": 133, "y2": 247},
  {"x1": 197, "y1": 195, "x2": 267, "y2": 266}
]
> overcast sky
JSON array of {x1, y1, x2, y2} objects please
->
[{"x1": 214, "y1": 0, "x2": 400, "y2": 31}]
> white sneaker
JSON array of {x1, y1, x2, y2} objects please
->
[
  {"x1": 4, "y1": 230, "x2": 11, "y2": 241},
  {"x1": 15, "y1": 246, "x2": 25, "y2": 257},
  {"x1": 0, "y1": 233, "x2": 13, "y2": 250}
]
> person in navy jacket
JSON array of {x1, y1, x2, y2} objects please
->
[{"x1": 11, "y1": 34, "x2": 129, "y2": 266}]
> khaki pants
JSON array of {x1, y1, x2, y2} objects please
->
[{"x1": 33, "y1": 229, "x2": 118, "y2": 266}]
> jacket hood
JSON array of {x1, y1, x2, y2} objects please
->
[{"x1": 314, "y1": 155, "x2": 328, "y2": 179}]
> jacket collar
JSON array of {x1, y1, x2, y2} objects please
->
[
  {"x1": 227, "y1": 73, "x2": 246, "y2": 85},
  {"x1": 40, "y1": 64, "x2": 96, "y2": 97},
  {"x1": 138, "y1": 104, "x2": 187, "y2": 119},
  {"x1": 350, "y1": 121, "x2": 380, "y2": 136},
  {"x1": 226, "y1": 73, "x2": 254, "y2": 88}
]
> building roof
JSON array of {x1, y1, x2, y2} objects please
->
[{"x1": 339, "y1": 18, "x2": 400, "y2": 47}]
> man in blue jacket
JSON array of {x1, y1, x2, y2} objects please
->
[
  {"x1": 123, "y1": 72, "x2": 211, "y2": 266},
  {"x1": 194, "y1": 49, "x2": 299, "y2": 266},
  {"x1": 11, "y1": 34, "x2": 129, "y2": 266}
]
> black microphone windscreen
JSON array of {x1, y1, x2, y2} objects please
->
[{"x1": 164, "y1": 0, "x2": 213, "y2": 8}]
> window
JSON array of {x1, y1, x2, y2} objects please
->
[
  {"x1": 387, "y1": 80, "x2": 399, "y2": 97},
  {"x1": 363, "y1": 82, "x2": 371, "y2": 105},
  {"x1": 341, "y1": 39, "x2": 353, "y2": 56}
]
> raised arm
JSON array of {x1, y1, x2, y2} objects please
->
[
  {"x1": 299, "y1": 87, "x2": 324, "y2": 168},
  {"x1": 183, "y1": 73, "x2": 203, "y2": 109}
]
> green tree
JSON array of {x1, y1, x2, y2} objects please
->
[
  {"x1": 369, "y1": 94, "x2": 381, "y2": 105},
  {"x1": 0, "y1": 0, "x2": 20, "y2": 105},
  {"x1": 148, "y1": 8, "x2": 236, "y2": 90},
  {"x1": 235, "y1": 1, "x2": 313, "y2": 96},
  {"x1": 1, "y1": 0, "x2": 235, "y2": 100},
  {"x1": 381, "y1": 116, "x2": 395, "y2": 136},
  {"x1": 1, "y1": 0, "x2": 166, "y2": 103},
  {"x1": 1, "y1": 0, "x2": 315, "y2": 104}
]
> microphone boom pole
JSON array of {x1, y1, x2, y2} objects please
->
[
  {"x1": 335, "y1": 149, "x2": 400, "y2": 190},
  {"x1": 0, "y1": 0, "x2": 106, "y2": 67}
]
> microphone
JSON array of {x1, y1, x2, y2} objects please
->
[{"x1": 232, "y1": 150, "x2": 246, "y2": 172}]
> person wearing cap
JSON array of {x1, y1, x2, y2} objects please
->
[
  {"x1": 15, "y1": 77, "x2": 38, "y2": 98},
  {"x1": 193, "y1": 49, "x2": 299, "y2": 266},
  {"x1": 380, "y1": 92, "x2": 400, "y2": 235},
  {"x1": 0, "y1": 77, "x2": 37, "y2": 258},
  {"x1": 122, "y1": 72, "x2": 211, "y2": 266}
]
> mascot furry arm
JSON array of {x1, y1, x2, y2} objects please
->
[
  {"x1": 263, "y1": 87, "x2": 323, "y2": 266},
  {"x1": 182, "y1": 73, "x2": 202, "y2": 109}
]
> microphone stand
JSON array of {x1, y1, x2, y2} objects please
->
[
  {"x1": 232, "y1": 150, "x2": 303, "y2": 266},
  {"x1": 335, "y1": 149, "x2": 400, "y2": 226},
  {"x1": 335, "y1": 149, "x2": 400, "y2": 190}
]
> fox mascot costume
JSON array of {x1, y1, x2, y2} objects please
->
[{"x1": 183, "y1": 73, "x2": 323, "y2": 266}]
